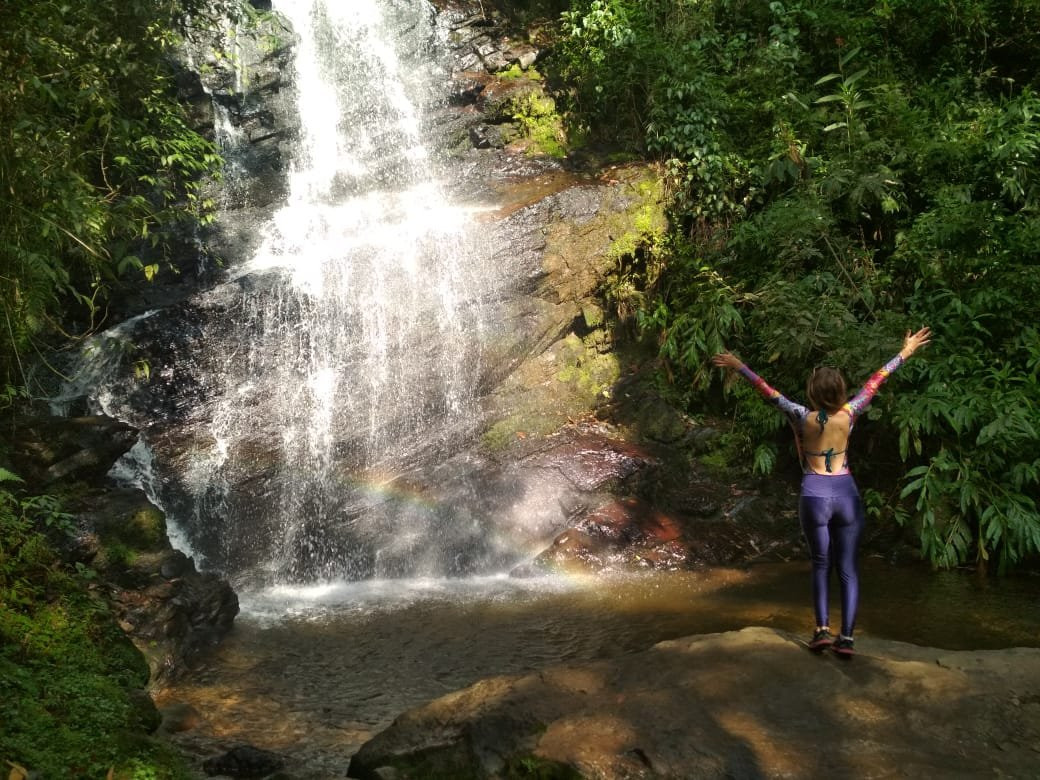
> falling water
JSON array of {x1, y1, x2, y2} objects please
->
[
  {"x1": 57, "y1": 0, "x2": 547, "y2": 588},
  {"x1": 189, "y1": 0, "x2": 496, "y2": 583}
]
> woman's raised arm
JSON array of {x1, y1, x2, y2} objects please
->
[
  {"x1": 846, "y1": 327, "x2": 931, "y2": 418},
  {"x1": 712, "y1": 351, "x2": 808, "y2": 423}
]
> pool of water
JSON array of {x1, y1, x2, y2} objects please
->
[{"x1": 156, "y1": 559, "x2": 1040, "y2": 777}]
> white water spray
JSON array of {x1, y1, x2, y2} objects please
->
[
  {"x1": 194, "y1": 0, "x2": 490, "y2": 581},
  {"x1": 57, "y1": 0, "x2": 526, "y2": 586}
]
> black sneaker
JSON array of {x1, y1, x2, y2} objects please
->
[
  {"x1": 808, "y1": 629, "x2": 835, "y2": 650},
  {"x1": 832, "y1": 636, "x2": 855, "y2": 657}
]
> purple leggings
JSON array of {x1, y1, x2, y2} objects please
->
[{"x1": 799, "y1": 473, "x2": 865, "y2": 637}]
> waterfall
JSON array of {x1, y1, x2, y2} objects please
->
[
  {"x1": 67, "y1": 0, "x2": 528, "y2": 586},
  {"x1": 194, "y1": 0, "x2": 493, "y2": 582}
]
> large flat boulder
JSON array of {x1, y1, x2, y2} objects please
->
[{"x1": 348, "y1": 627, "x2": 1040, "y2": 779}]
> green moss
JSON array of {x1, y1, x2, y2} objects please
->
[
  {"x1": 504, "y1": 754, "x2": 584, "y2": 779},
  {"x1": 101, "y1": 505, "x2": 166, "y2": 551},
  {"x1": 554, "y1": 333, "x2": 621, "y2": 402},
  {"x1": 482, "y1": 418, "x2": 520, "y2": 451},
  {"x1": 600, "y1": 170, "x2": 669, "y2": 320},
  {"x1": 483, "y1": 323, "x2": 626, "y2": 452},
  {"x1": 582, "y1": 303, "x2": 605, "y2": 329},
  {"x1": 499, "y1": 63, "x2": 543, "y2": 80},
  {"x1": 128, "y1": 505, "x2": 166, "y2": 549},
  {"x1": 698, "y1": 432, "x2": 745, "y2": 474},
  {"x1": 698, "y1": 451, "x2": 731, "y2": 470},
  {"x1": 555, "y1": 352, "x2": 619, "y2": 397},
  {"x1": 0, "y1": 599, "x2": 191, "y2": 778},
  {"x1": 511, "y1": 91, "x2": 568, "y2": 158},
  {"x1": 100, "y1": 541, "x2": 136, "y2": 569},
  {"x1": 0, "y1": 488, "x2": 190, "y2": 779},
  {"x1": 482, "y1": 411, "x2": 563, "y2": 451},
  {"x1": 598, "y1": 171, "x2": 668, "y2": 267}
]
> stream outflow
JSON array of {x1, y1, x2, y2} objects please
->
[{"x1": 156, "y1": 562, "x2": 1040, "y2": 776}]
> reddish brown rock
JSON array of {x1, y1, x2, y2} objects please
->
[
  {"x1": 537, "y1": 437, "x2": 657, "y2": 492},
  {"x1": 517, "y1": 497, "x2": 692, "y2": 575},
  {"x1": 582, "y1": 498, "x2": 682, "y2": 542}
]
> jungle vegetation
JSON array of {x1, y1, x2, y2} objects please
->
[
  {"x1": 1, "y1": 0, "x2": 238, "y2": 775},
  {"x1": 549, "y1": 0, "x2": 1040, "y2": 572},
  {"x1": 0, "y1": 0, "x2": 242, "y2": 394},
  {"x1": 1, "y1": 0, "x2": 1037, "y2": 774},
  {"x1": 0, "y1": 471, "x2": 193, "y2": 779}
]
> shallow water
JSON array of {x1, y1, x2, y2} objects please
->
[{"x1": 157, "y1": 560, "x2": 1040, "y2": 777}]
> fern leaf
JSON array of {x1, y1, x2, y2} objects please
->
[{"x1": 0, "y1": 467, "x2": 24, "y2": 483}]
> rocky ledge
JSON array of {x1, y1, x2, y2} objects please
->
[
  {"x1": 11, "y1": 412, "x2": 238, "y2": 682},
  {"x1": 348, "y1": 627, "x2": 1040, "y2": 779}
]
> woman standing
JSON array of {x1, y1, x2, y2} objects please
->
[{"x1": 712, "y1": 327, "x2": 931, "y2": 656}]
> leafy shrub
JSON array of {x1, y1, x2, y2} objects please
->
[
  {"x1": 553, "y1": 0, "x2": 1040, "y2": 570},
  {"x1": 0, "y1": 0, "x2": 234, "y2": 390}
]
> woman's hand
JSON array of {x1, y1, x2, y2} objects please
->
[
  {"x1": 711, "y1": 351, "x2": 743, "y2": 370},
  {"x1": 900, "y1": 326, "x2": 932, "y2": 360}
]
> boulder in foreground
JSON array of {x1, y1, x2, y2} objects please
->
[{"x1": 348, "y1": 626, "x2": 1040, "y2": 779}]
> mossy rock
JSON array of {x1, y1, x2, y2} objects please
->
[
  {"x1": 482, "y1": 411, "x2": 563, "y2": 451},
  {"x1": 498, "y1": 63, "x2": 542, "y2": 81},
  {"x1": 0, "y1": 545, "x2": 182, "y2": 778},
  {"x1": 482, "y1": 341, "x2": 619, "y2": 453},
  {"x1": 555, "y1": 352, "x2": 619, "y2": 401},
  {"x1": 510, "y1": 90, "x2": 567, "y2": 158},
  {"x1": 124, "y1": 506, "x2": 167, "y2": 549},
  {"x1": 606, "y1": 175, "x2": 668, "y2": 261},
  {"x1": 553, "y1": 333, "x2": 621, "y2": 403},
  {"x1": 101, "y1": 622, "x2": 154, "y2": 689},
  {"x1": 96, "y1": 502, "x2": 168, "y2": 553},
  {"x1": 581, "y1": 303, "x2": 604, "y2": 329},
  {"x1": 94, "y1": 541, "x2": 138, "y2": 572},
  {"x1": 481, "y1": 79, "x2": 543, "y2": 121}
]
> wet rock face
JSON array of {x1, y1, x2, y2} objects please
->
[
  {"x1": 11, "y1": 414, "x2": 137, "y2": 486},
  {"x1": 82, "y1": 0, "x2": 783, "y2": 586},
  {"x1": 477, "y1": 165, "x2": 667, "y2": 417},
  {"x1": 531, "y1": 435, "x2": 654, "y2": 492},
  {"x1": 76, "y1": 486, "x2": 240, "y2": 682},
  {"x1": 434, "y1": 0, "x2": 542, "y2": 75},
  {"x1": 177, "y1": 13, "x2": 298, "y2": 214},
  {"x1": 348, "y1": 627, "x2": 1040, "y2": 780}
]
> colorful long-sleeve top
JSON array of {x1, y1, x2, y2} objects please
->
[{"x1": 736, "y1": 354, "x2": 904, "y2": 475}]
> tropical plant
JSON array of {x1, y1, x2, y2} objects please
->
[
  {"x1": 0, "y1": 0, "x2": 237, "y2": 394},
  {"x1": 552, "y1": 0, "x2": 1040, "y2": 570}
]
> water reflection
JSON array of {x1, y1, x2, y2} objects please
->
[{"x1": 157, "y1": 561, "x2": 1039, "y2": 776}]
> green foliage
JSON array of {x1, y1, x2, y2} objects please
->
[
  {"x1": 553, "y1": 0, "x2": 1040, "y2": 570},
  {"x1": 0, "y1": 0, "x2": 228, "y2": 391},
  {"x1": 0, "y1": 481, "x2": 190, "y2": 777},
  {"x1": 638, "y1": 259, "x2": 747, "y2": 389}
]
